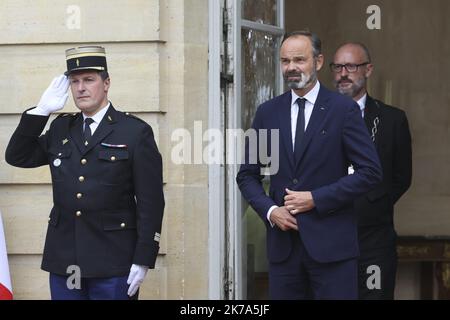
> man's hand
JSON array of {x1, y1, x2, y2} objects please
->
[
  {"x1": 284, "y1": 189, "x2": 315, "y2": 215},
  {"x1": 34, "y1": 75, "x2": 70, "y2": 116},
  {"x1": 127, "y1": 264, "x2": 149, "y2": 297},
  {"x1": 270, "y1": 206, "x2": 298, "y2": 231}
]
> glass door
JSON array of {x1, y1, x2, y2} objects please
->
[{"x1": 227, "y1": 0, "x2": 284, "y2": 299}]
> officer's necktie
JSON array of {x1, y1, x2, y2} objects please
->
[
  {"x1": 294, "y1": 98, "x2": 306, "y2": 161},
  {"x1": 83, "y1": 118, "x2": 94, "y2": 144}
]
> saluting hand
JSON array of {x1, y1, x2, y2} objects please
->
[
  {"x1": 34, "y1": 74, "x2": 70, "y2": 116},
  {"x1": 284, "y1": 189, "x2": 315, "y2": 215}
]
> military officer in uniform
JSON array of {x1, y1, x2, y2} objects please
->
[{"x1": 5, "y1": 46, "x2": 165, "y2": 300}]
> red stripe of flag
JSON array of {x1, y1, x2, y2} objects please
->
[{"x1": 0, "y1": 283, "x2": 13, "y2": 300}]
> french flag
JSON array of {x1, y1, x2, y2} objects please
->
[{"x1": 0, "y1": 211, "x2": 13, "y2": 300}]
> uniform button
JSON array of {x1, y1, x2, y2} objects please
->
[
  {"x1": 120, "y1": 223, "x2": 126, "y2": 228},
  {"x1": 76, "y1": 193, "x2": 83, "y2": 199},
  {"x1": 110, "y1": 156, "x2": 116, "y2": 161},
  {"x1": 76, "y1": 211, "x2": 82, "y2": 217},
  {"x1": 79, "y1": 176, "x2": 85, "y2": 182},
  {"x1": 81, "y1": 159, "x2": 87, "y2": 165},
  {"x1": 48, "y1": 217, "x2": 51, "y2": 221},
  {"x1": 293, "y1": 179, "x2": 298, "y2": 184},
  {"x1": 58, "y1": 153, "x2": 62, "y2": 156}
]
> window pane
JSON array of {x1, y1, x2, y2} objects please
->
[
  {"x1": 242, "y1": 0, "x2": 277, "y2": 26},
  {"x1": 241, "y1": 29, "x2": 277, "y2": 130},
  {"x1": 241, "y1": 29, "x2": 279, "y2": 300}
]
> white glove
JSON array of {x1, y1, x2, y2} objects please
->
[
  {"x1": 32, "y1": 75, "x2": 70, "y2": 116},
  {"x1": 127, "y1": 264, "x2": 149, "y2": 297}
]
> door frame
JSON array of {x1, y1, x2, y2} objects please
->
[
  {"x1": 208, "y1": 0, "x2": 226, "y2": 300},
  {"x1": 208, "y1": 0, "x2": 285, "y2": 299},
  {"x1": 229, "y1": 0, "x2": 285, "y2": 299}
]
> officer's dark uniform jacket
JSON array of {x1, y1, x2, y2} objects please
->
[
  {"x1": 355, "y1": 96, "x2": 412, "y2": 250},
  {"x1": 5, "y1": 104, "x2": 165, "y2": 278}
]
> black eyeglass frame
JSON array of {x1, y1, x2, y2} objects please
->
[{"x1": 329, "y1": 62, "x2": 370, "y2": 73}]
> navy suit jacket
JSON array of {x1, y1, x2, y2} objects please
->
[{"x1": 236, "y1": 84, "x2": 382, "y2": 264}]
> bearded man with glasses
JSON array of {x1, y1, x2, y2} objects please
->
[{"x1": 331, "y1": 42, "x2": 412, "y2": 300}]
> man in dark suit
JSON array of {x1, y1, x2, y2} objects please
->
[
  {"x1": 236, "y1": 31, "x2": 382, "y2": 300},
  {"x1": 5, "y1": 46, "x2": 165, "y2": 300},
  {"x1": 331, "y1": 42, "x2": 412, "y2": 299}
]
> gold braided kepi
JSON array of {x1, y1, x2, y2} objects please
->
[{"x1": 65, "y1": 46, "x2": 107, "y2": 76}]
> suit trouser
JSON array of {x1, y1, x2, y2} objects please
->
[
  {"x1": 268, "y1": 231, "x2": 358, "y2": 300},
  {"x1": 49, "y1": 273, "x2": 138, "y2": 300}
]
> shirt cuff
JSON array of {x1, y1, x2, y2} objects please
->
[
  {"x1": 266, "y1": 205, "x2": 278, "y2": 228},
  {"x1": 26, "y1": 107, "x2": 50, "y2": 116}
]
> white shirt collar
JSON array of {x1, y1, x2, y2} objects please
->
[
  {"x1": 291, "y1": 80, "x2": 321, "y2": 106},
  {"x1": 356, "y1": 94, "x2": 367, "y2": 112},
  {"x1": 82, "y1": 102, "x2": 111, "y2": 124}
]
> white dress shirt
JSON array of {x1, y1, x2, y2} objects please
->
[
  {"x1": 356, "y1": 94, "x2": 367, "y2": 118},
  {"x1": 348, "y1": 94, "x2": 367, "y2": 175},
  {"x1": 82, "y1": 102, "x2": 110, "y2": 135},
  {"x1": 290, "y1": 81, "x2": 320, "y2": 150}
]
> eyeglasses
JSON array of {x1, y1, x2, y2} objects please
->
[{"x1": 329, "y1": 62, "x2": 370, "y2": 73}]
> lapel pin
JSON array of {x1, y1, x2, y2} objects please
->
[
  {"x1": 62, "y1": 138, "x2": 69, "y2": 145},
  {"x1": 84, "y1": 141, "x2": 89, "y2": 146},
  {"x1": 108, "y1": 115, "x2": 112, "y2": 122}
]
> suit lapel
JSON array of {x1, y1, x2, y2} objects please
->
[
  {"x1": 294, "y1": 86, "x2": 330, "y2": 170},
  {"x1": 69, "y1": 114, "x2": 85, "y2": 154},
  {"x1": 277, "y1": 91, "x2": 295, "y2": 170}
]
